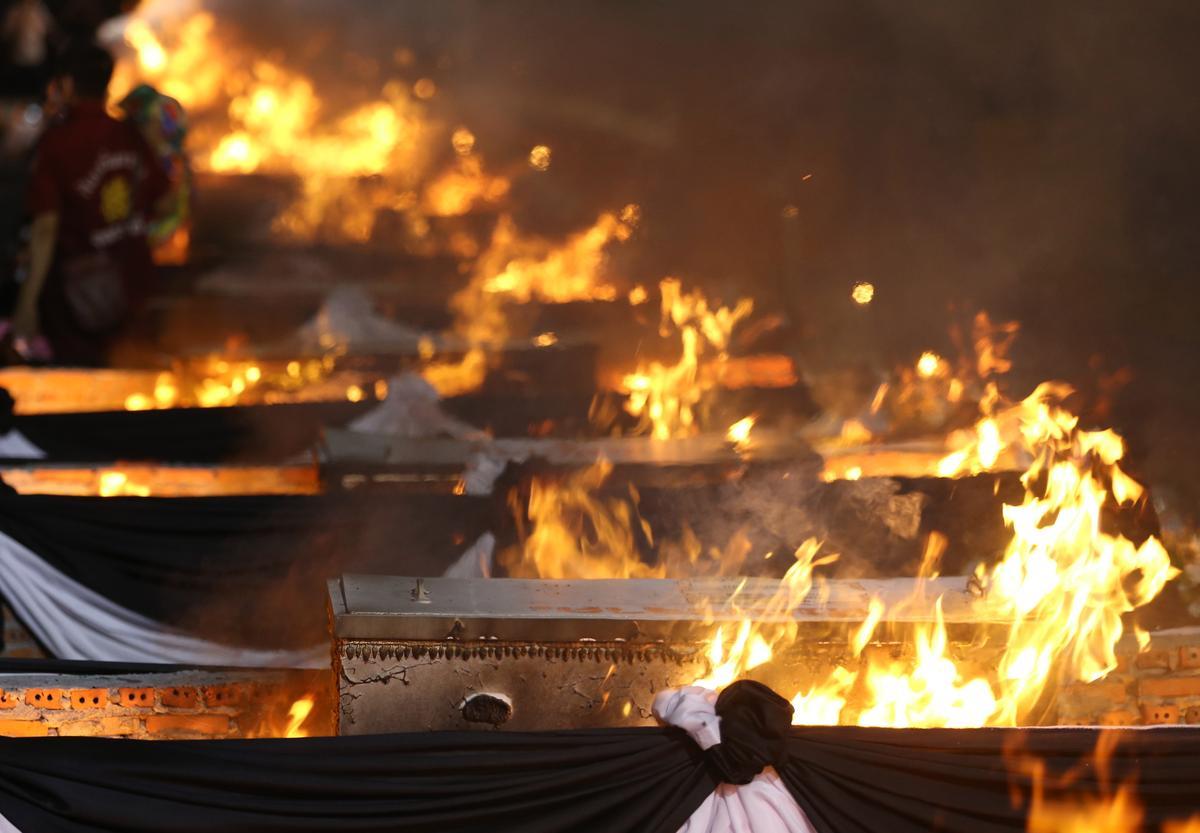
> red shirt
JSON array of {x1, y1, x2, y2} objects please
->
[{"x1": 27, "y1": 99, "x2": 170, "y2": 278}]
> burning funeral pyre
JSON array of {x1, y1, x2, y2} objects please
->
[{"x1": 0, "y1": 2, "x2": 1198, "y2": 830}]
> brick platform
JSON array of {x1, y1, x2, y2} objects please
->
[
  {"x1": 1059, "y1": 627, "x2": 1200, "y2": 726},
  {"x1": 5, "y1": 612, "x2": 1198, "y2": 734},
  {"x1": 0, "y1": 668, "x2": 331, "y2": 738}
]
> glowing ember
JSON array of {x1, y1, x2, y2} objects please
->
[
  {"x1": 725, "y1": 416, "x2": 756, "y2": 449},
  {"x1": 2, "y1": 465, "x2": 318, "y2": 497},
  {"x1": 112, "y1": 362, "x2": 375, "y2": 412},
  {"x1": 98, "y1": 471, "x2": 151, "y2": 497},
  {"x1": 851, "y1": 281, "x2": 875, "y2": 305},
  {"x1": 412, "y1": 78, "x2": 437, "y2": 100},
  {"x1": 451, "y1": 126, "x2": 476, "y2": 156},
  {"x1": 916, "y1": 350, "x2": 945, "y2": 379},
  {"x1": 528, "y1": 144, "x2": 552, "y2": 171}
]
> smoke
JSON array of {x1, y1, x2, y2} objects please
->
[{"x1": 126, "y1": 0, "x2": 1200, "y2": 502}]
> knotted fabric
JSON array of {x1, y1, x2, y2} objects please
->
[
  {"x1": 655, "y1": 683, "x2": 816, "y2": 833},
  {"x1": 705, "y1": 680, "x2": 795, "y2": 785}
]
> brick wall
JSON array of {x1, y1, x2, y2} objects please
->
[
  {"x1": 1059, "y1": 627, "x2": 1200, "y2": 726},
  {"x1": 0, "y1": 669, "x2": 331, "y2": 738}
]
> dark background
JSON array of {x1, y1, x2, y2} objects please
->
[{"x1": 237, "y1": 0, "x2": 1200, "y2": 510}]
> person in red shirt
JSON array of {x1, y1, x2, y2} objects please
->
[{"x1": 11, "y1": 42, "x2": 169, "y2": 365}]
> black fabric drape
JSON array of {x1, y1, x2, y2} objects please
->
[
  {"x1": 0, "y1": 729, "x2": 712, "y2": 833},
  {"x1": 0, "y1": 490, "x2": 496, "y2": 647},
  {"x1": 8, "y1": 391, "x2": 595, "y2": 463},
  {"x1": 13, "y1": 400, "x2": 371, "y2": 462},
  {"x1": 0, "y1": 721, "x2": 1197, "y2": 833},
  {"x1": 785, "y1": 725, "x2": 1200, "y2": 833}
]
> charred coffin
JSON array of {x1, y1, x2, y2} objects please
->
[{"x1": 329, "y1": 573, "x2": 995, "y2": 734}]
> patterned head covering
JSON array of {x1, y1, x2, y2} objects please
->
[{"x1": 115, "y1": 84, "x2": 192, "y2": 257}]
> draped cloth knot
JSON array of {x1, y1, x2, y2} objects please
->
[
  {"x1": 655, "y1": 682, "x2": 816, "y2": 833},
  {"x1": 704, "y1": 680, "x2": 794, "y2": 786}
]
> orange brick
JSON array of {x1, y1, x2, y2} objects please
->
[
  {"x1": 202, "y1": 684, "x2": 245, "y2": 708},
  {"x1": 1142, "y1": 703, "x2": 1180, "y2": 725},
  {"x1": 0, "y1": 719, "x2": 48, "y2": 737},
  {"x1": 0, "y1": 691, "x2": 15, "y2": 710},
  {"x1": 24, "y1": 689, "x2": 63, "y2": 709},
  {"x1": 100, "y1": 717, "x2": 140, "y2": 736},
  {"x1": 145, "y1": 715, "x2": 230, "y2": 737},
  {"x1": 70, "y1": 689, "x2": 107, "y2": 710},
  {"x1": 1180, "y1": 646, "x2": 1200, "y2": 670},
  {"x1": 1137, "y1": 650, "x2": 1173, "y2": 671},
  {"x1": 1099, "y1": 709, "x2": 1139, "y2": 726},
  {"x1": 1139, "y1": 676, "x2": 1200, "y2": 698},
  {"x1": 1066, "y1": 681, "x2": 1127, "y2": 703},
  {"x1": 1185, "y1": 706, "x2": 1200, "y2": 725},
  {"x1": 160, "y1": 687, "x2": 199, "y2": 709},
  {"x1": 115, "y1": 688, "x2": 154, "y2": 708},
  {"x1": 56, "y1": 721, "x2": 106, "y2": 737}
]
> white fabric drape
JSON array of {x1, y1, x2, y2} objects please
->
[
  {"x1": 347, "y1": 373, "x2": 484, "y2": 440},
  {"x1": 443, "y1": 532, "x2": 495, "y2": 578},
  {"x1": 0, "y1": 522, "x2": 495, "y2": 668},
  {"x1": 655, "y1": 686, "x2": 816, "y2": 833},
  {"x1": 0, "y1": 430, "x2": 45, "y2": 459},
  {"x1": 0, "y1": 529, "x2": 324, "y2": 668}
]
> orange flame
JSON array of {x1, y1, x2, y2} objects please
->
[
  {"x1": 502, "y1": 460, "x2": 661, "y2": 580},
  {"x1": 110, "y1": 1, "x2": 518, "y2": 246},
  {"x1": 283, "y1": 696, "x2": 316, "y2": 739},
  {"x1": 620, "y1": 279, "x2": 754, "y2": 439},
  {"x1": 1017, "y1": 733, "x2": 1143, "y2": 833},
  {"x1": 450, "y1": 208, "x2": 636, "y2": 347},
  {"x1": 789, "y1": 386, "x2": 1175, "y2": 728}
]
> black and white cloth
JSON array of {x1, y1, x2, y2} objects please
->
[
  {"x1": 0, "y1": 490, "x2": 495, "y2": 665},
  {"x1": 0, "y1": 680, "x2": 1196, "y2": 832},
  {"x1": 656, "y1": 686, "x2": 815, "y2": 832}
]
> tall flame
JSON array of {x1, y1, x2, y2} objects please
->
[
  {"x1": 504, "y1": 381, "x2": 1178, "y2": 730},
  {"x1": 620, "y1": 279, "x2": 754, "y2": 439},
  {"x1": 502, "y1": 460, "x2": 661, "y2": 580},
  {"x1": 779, "y1": 385, "x2": 1176, "y2": 728},
  {"x1": 109, "y1": 1, "x2": 508, "y2": 245}
]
